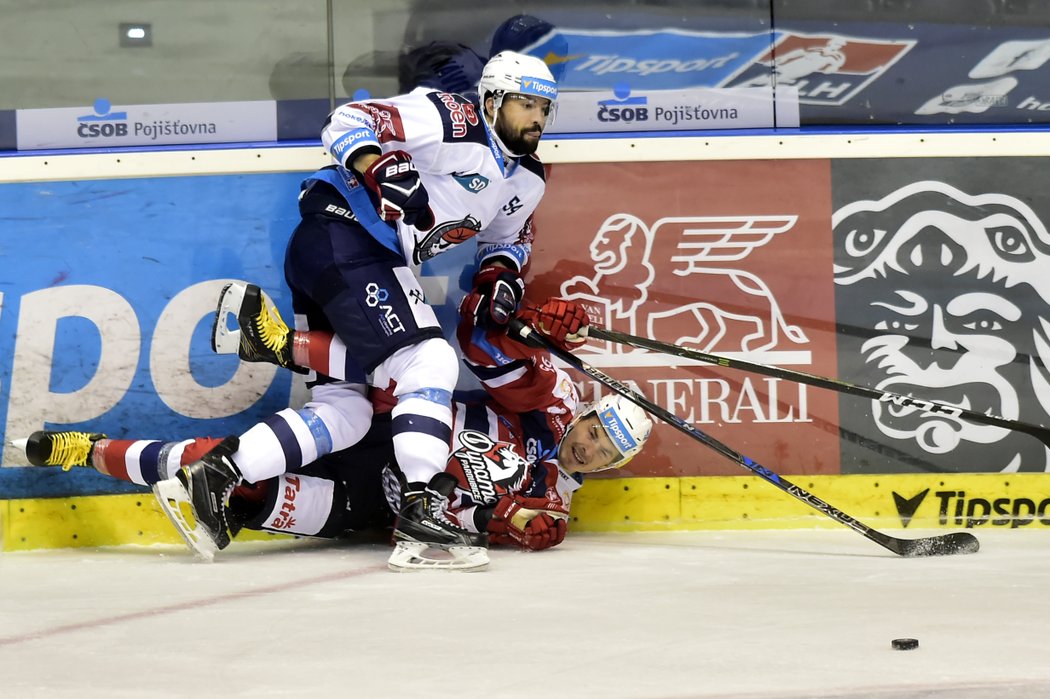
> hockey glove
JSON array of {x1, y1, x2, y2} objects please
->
[
  {"x1": 462, "y1": 266, "x2": 526, "y2": 328},
  {"x1": 487, "y1": 494, "x2": 569, "y2": 551},
  {"x1": 519, "y1": 298, "x2": 590, "y2": 351},
  {"x1": 361, "y1": 150, "x2": 435, "y2": 231}
]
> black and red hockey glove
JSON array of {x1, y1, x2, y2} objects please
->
[
  {"x1": 486, "y1": 494, "x2": 569, "y2": 551},
  {"x1": 518, "y1": 297, "x2": 590, "y2": 351},
  {"x1": 361, "y1": 150, "x2": 435, "y2": 231},
  {"x1": 462, "y1": 266, "x2": 525, "y2": 328}
]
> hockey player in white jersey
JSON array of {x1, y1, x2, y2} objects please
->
[{"x1": 131, "y1": 51, "x2": 560, "y2": 569}]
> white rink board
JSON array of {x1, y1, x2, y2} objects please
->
[{"x1": 5, "y1": 129, "x2": 1050, "y2": 185}]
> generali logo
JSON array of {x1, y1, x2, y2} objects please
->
[{"x1": 560, "y1": 213, "x2": 809, "y2": 363}]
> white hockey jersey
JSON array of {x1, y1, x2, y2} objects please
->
[{"x1": 310, "y1": 87, "x2": 546, "y2": 273}]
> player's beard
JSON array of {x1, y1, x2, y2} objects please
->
[{"x1": 496, "y1": 118, "x2": 542, "y2": 156}]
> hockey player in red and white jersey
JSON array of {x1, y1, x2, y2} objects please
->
[
  {"x1": 16, "y1": 286, "x2": 652, "y2": 570},
  {"x1": 134, "y1": 50, "x2": 562, "y2": 568}
]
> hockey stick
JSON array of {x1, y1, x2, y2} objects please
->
[
  {"x1": 589, "y1": 326, "x2": 1050, "y2": 448},
  {"x1": 510, "y1": 320, "x2": 979, "y2": 557}
]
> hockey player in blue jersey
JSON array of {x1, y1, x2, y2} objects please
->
[
  {"x1": 125, "y1": 51, "x2": 560, "y2": 570},
  {"x1": 19, "y1": 285, "x2": 653, "y2": 571}
]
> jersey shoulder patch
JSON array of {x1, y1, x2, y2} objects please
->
[
  {"x1": 352, "y1": 102, "x2": 407, "y2": 144},
  {"x1": 426, "y1": 91, "x2": 487, "y2": 145}
]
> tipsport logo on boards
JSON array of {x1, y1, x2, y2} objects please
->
[
  {"x1": 892, "y1": 487, "x2": 1050, "y2": 529},
  {"x1": 0, "y1": 174, "x2": 301, "y2": 470},
  {"x1": 15, "y1": 98, "x2": 277, "y2": 149},
  {"x1": 725, "y1": 32, "x2": 914, "y2": 106},
  {"x1": 521, "y1": 28, "x2": 772, "y2": 91},
  {"x1": 522, "y1": 27, "x2": 911, "y2": 104}
]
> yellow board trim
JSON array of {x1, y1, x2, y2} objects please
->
[
  {"x1": 4, "y1": 473, "x2": 1050, "y2": 551},
  {"x1": 0, "y1": 493, "x2": 288, "y2": 552},
  {"x1": 571, "y1": 473, "x2": 1050, "y2": 532}
]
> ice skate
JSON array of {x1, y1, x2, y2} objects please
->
[
  {"x1": 152, "y1": 435, "x2": 242, "y2": 560},
  {"x1": 212, "y1": 281, "x2": 303, "y2": 372},
  {"x1": 388, "y1": 472, "x2": 489, "y2": 572},
  {"x1": 15, "y1": 430, "x2": 105, "y2": 471}
]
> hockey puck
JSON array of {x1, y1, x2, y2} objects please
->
[{"x1": 891, "y1": 638, "x2": 919, "y2": 650}]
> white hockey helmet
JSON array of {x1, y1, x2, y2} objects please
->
[
  {"x1": 567, "y1": 394, "x2": 653, "y2": 472},
  {"x1": 477, "y1": 50, "x2": 558, "y2": 126}
]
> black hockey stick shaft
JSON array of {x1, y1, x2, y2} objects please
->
[
  {"x1": 511, "y1": 320, "x2": 978, "y2": 557},
  {"x1": 589, "y1": 326, "x2": 1050, "y2": 447}
]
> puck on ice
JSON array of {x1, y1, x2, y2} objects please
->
[{"x1": 891, "y1": 638, "x2": 919, "y2": 650}]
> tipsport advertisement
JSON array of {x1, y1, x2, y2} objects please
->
[
  {"x1": 529, "y1": 158, "x2": 1050, "y2": 478},
  {"x1": 0, "y1": 170, "x2": 479, "y2": 498},
  {"x1": 0, "y1": 174, "x2": 301, "y2": 496},
  {"x1": 521, "y1": 22, "x2": 1050, "y2": 126}
]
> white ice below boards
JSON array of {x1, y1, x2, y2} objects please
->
[{"x1": 0, "y1": 528, "x2": 1047, "y2": 699}]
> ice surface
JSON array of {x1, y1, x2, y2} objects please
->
[{"x1": 0, "y1": 528, "x2": 1047, "y2": 699}]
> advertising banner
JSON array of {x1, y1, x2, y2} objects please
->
[
  {"x1": 0, "y1": 174, "x2": 299, "y2": 496},
  {"x1": 769, "y1": 22, "x2": 1050, "y2": 125},
  {"x1": 5, "y1": 151, "x2": 1048, "y2": 498},
  {"x1": 521, "y1": 22, "x2": 1050, "y2": 126},
  {"x1": 0, "y1": 169, "x2": 480, "y2": 498},
  {"x1": 15, "y1": 99, "x2": 277, "y2": 150},
  {"x1": 547, "y1": 86, "x2": 799, "y2": 133},
  {"x1": 831, "y1": 157, "x2": 1050, "y2": 474},
  {"x1": 527, "y1": 160, "x2": 840, "y2": 478},
  {"x1": 525, "y1": 28, "x2": 775, "y2": 91}
]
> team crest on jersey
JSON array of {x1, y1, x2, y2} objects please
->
[
  {"x1": 447, "y1": 430, "x2": 529, "y2": 504},
  {"x1": 357, "y1": 102, "x2": 406, "y2": 143},
  {"x1": 413, "y1": 214, "x2": 481, "y2": 264}
]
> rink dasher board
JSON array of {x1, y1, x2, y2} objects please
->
[
  {"x1": 4, "y1": 472, "x2": 1050, "y2": 552},
  {"x1": 5, "y1": 127, "x2": 1050, "y2": 184}
]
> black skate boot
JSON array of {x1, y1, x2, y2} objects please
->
[
  {"x1": 389, "y1": 472, "x2": 489, "y2": 571},
  {"x1": 19, "y1": 430, "x2": 106, "y2": 471},
  {"x1": 153, "y1": 435, "x2": 242, "y2": 559}
]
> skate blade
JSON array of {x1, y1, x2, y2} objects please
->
[
  {"x1": 152, "y1": 477, "x2": 218, "y2": 562},
  {"x1": 211, "y1": 282, "x2": 245, "y2": 355},
  {"x1": 387, "y1": 541, "x2": 489, "y2": 572}
]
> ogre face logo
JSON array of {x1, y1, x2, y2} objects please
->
[{"x1": 834, "y1": 181, "x2": 1050, "y2": 472}]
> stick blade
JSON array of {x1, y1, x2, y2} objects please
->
[{"x1": 892, "y1": 532, "x2": 980, "y2": 557}]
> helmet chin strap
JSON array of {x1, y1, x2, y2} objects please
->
[{"x1": 485, "y1": 96, "x2": 527, "y2": 159}]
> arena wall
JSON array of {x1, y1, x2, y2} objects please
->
[{"x1": 3, "y1": 131, "x2": 1050, "y2": 550}]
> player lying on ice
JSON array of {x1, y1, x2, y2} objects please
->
[{"x1": 17, "y1": 283, "x2": 652, "y2": 571}]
